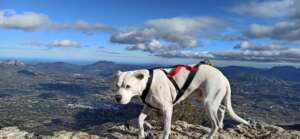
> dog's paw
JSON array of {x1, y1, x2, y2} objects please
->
[
  {"x1": 218, "y1": 123, "x2": 224, "y2": 129},
  {"x1": 138, "y1": 134, "x2": 145, "y2": 139}
]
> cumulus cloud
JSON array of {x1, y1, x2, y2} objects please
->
[
  {"x1": 246, "y1": 21, "x2": 300, "y2": 41},
  {"x1": 145, "y1": 17, "x2": 222, "y2": 36},
  {"x1": 0, "y1": 9, "x2": 49, "y2": 31},
  {"x1": 111, "y1": 17, "x2": 224, "y2": 53},
  {"x1": 234, "y1": 0, "x2": 300, "y2": 41},
  {"x1": 294, "y1": 0, "x2": 300, "y2": 17},
  {"x1": 0, "y1": 9, "x2": 115, "y2": 34},
  {"x1": 215, "y1": 41, "x2": 293, "y2": 62},
  {"x1": 216, "y1": 41, "x2": 300, "y2": 62},
  {"x1": 158, "y1": 41, "x2": 300, "y2": 63},
  {"x1": 233, "y1": 41, "x2": 288, "y2": 51},
  {"x1": 157, "y1": 50, "x2": 214, "y2": 59},
  {"x1": 231, "y1": 0, "x2": 296, "y2": 18},
  {"x1": 214, "y1": 41, "x2": 300, "y2": 62},
  {"x1": 126, "y1": 39, "x2": 165, "y2": 52},
  {"x1": 109, "y1": 15, "x2": 300, "y2": 62},
  {"x1": 214, "y1": 49, "x2": 300, "y2": 62}
]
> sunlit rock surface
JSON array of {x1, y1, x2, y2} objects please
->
[{"x1": 0, "y1": 121, "x2": 299, "y2": 139}]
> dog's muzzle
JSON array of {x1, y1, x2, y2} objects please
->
[{"x1": 115, "y1": 95, "x2": 122, "y2": 102}]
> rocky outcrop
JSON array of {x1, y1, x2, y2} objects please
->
[
  {"x1": 0, "y1": 121, "x2": 299, "y2": 139},
  {"x1": 105, "y1": 120, "x2": 300, "y2": 139},
  {"x1": 0, "y1": 127, "x2": 100, "y2": 139}
]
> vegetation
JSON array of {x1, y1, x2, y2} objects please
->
[{"x1": 0, "y1": 60, "x2": 299, "y2": 134}]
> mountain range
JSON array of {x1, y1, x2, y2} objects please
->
[{"x1": 0, "y1": 60, "x2": 299, "y2": 138}]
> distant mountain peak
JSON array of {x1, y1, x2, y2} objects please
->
[
  {"x1": 271, "y1": 66, "x2": 297, "y2": 70},
  {"x1": 92, "y1": 60, "x2": 115, "y2": 65}
]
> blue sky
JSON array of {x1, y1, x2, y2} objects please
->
[{"x1": 0, "y1": 0, "x2": 299, "y2": 67}]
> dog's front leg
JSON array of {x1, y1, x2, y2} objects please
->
[
  {"x1": 138, "y1": 106, "x2": 150, "y2": 139},
  {"x1": 162, "y1": 106, "x2": 173, "y2": 139}
]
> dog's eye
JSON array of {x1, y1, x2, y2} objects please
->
[{"x1": 125, "y1": 85, "x2": 131, "y2": 89}]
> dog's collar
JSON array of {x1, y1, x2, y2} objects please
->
[{"x1": 140, "y1": 69, "x2": 160, "y2": 110}]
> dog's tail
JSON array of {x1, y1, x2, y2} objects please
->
[{"x1": 224, "y1": 84, "x2": 250, "y2": 125}]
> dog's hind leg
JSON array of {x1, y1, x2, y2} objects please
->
[
  {"x1": 138, "y1": 106, "x2": 151, "y2": 139},
  {"x1": 205, "y1": 103, "x2": 219, "y2": 139},
  {"x1": 213, "y1": 87, "x2": 227, "y2": 129},
  {"x1": 162, "y1": 106, "x2": 173, "y2": 139},
  {"x1": 218, "y1": 105, "x2": 226, "y2": 129},
  {"x1": 205, "y1": 87, "x2": 226, "y2": 139}
]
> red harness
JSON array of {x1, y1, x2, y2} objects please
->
[
  {"x1": 167, "y1": 65, "x2": 199, "y2": 77},
  {"x1": 141, "y1": 64, "x2": 202, "y2": 109}
]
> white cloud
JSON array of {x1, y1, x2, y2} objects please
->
[
  {"x1": 157, "y1": 50, "x2": 214, "y2": 59},
  {"x1": 158, "y1": 41, "x2": 300, "y2": 63},
  {"x1": 145, "y1": 17, "x2": 222, "y2": 35},
  {"x1": 0, "y1": 9, "x2": 49, "y2": 31},
  {"x1": 246, "y1": 20, "x2": 300, "y2": 41},
  {"x1": 111, "y1": 16, "x2": 224, "y2": 53},
  {"x1": 295, "y1": 0, "x2": 300, "y2": 17},
  {"x1": 23, "y1": 39, "x2": 84, "y2": 48},
  {"x1": 126, "y1": 39, "x2": 166, "y2": 52},
  {"x1": 51, "y1": 39, "x2": 82, "y2": 47},
  {"x1": 234, "y1": 0, "x2": 300, "y2": 41},
  {"x1": 0, "y1": 9, "x2": 116, "y2": 34},
  {"x1": 214, "y1": 48, "x2": 300, "y2": 62},
  {"x1": 231, "y1": 0, "x2": 296, "y2": 18},
  {"x1": 234, "y1": 41, "x2": 287, "y2": 51},
  {"x1": 216, "y1": 41, "x2": 299, "y2": 62}
]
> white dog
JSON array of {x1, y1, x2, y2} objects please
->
[{"x1": 115, "y1": 63, "x2": 249, "y2": 139}]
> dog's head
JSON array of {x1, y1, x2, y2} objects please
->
[{"x1": 114, "y1": 70, "x2": 148, "y2": 104}]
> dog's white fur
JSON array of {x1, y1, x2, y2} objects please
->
[{"x1": 115, "y1": 64, "x2": 249, "y2": 139}]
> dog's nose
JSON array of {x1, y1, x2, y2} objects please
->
[{"x1": 115, "y1": 95, "x2": 122, "y2": 102}]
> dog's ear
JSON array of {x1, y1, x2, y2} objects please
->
[
  {"x1": 135, "y1": 73, "x2": 144, "y2": 80},
  {"x1": 117, "y1": 70, "x2": 122, "y2": 76}
]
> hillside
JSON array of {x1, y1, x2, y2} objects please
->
[{"x1": 0, "y1": 60, "x2": 299, "y2": 138}]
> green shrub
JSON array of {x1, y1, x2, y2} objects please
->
[{"x1": 149, "y1": 98, "x2": 209, "y2": 126}]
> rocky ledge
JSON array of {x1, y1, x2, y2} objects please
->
[{"x1": 0, "y1": 121, "x2": 299, "y2": 139}]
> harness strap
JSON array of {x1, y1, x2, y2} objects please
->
[
  {"x1": 167, "y1": 65, "x2": 198, "y2": 77},
  {"x1": 140, "y1": 64, "x2": 201, "y2": 109},
  {"x1": 172, "y1": 65, "x2": 199, "y2": 104},
  {"x1": 162, "y1": 70, "x2": 180, "y2": 91},
  {"x1": 140, "y1": 69, "x2": 160, "y2": 110}
]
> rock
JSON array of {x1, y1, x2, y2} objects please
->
[
  {"x1": 105, "y1": 120, "x2": 300, "y2": 139},
  {"x1": 0, "y1": 127, "x2": 35, "y2": 139},
  {"x1": 218, "y1": 122, "x2": 300, "y2": 139},
  {"x1": 0, "y1": 121, "x2": 299, "y2": 139},
  {"x1": 44, "y1": 131, "x2": 100, "y2": 139},
  {"x1": 0, "y1": 127, "x2": 100, "y2": 139}
]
